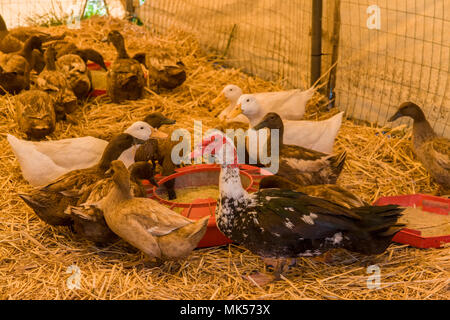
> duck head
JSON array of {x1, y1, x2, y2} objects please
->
[
  {"x1": 143, "y1": 112, "x2": 176, "y2": 129},
  {"x1": 388, "y1": 102, "x2": 426, "y2": 122},
  {"x1": 104, "y1": 30, "x2": 128, "y2": 59},
  {"x1": 74, "y1": 48, "x2": 108, "y2": 71},
  {"x1": 125, "y1": 121, "x2": 168, "y2": 141},
  {"x1": 24, "y1": 36, "x2": 44, "y2": 54},
  {"x1": 253, "y1": 112, "x2": 283, "y2": 131},
  {"x1": 227, "y1": 94, "x2": 259, "y2": 120},
  {"x1": 212, "y1": 84, "x2": 242, "y2": 105},
  {"x1": 129, "y1": 161, "x2": 159, "y2": 187},
  {"x1": 99, "y1": 133, "x2": 145, "y2": 171}
]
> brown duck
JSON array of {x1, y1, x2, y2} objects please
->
[
  {"x1": 19, "y1": 133, "x2": 145, "y2": 226},
  {"x1": 0, "y1": 36, "x2": 43, "y2": 94},
  {"x1": 65, "y1": 161, "x2": 159, "y2": 245},
  {"x1": 389, "y1": 102, "x2": 450, "y2": 193},
  {"x1": 15, "y1": 89, "x2": 56, "y2": 140},
  {"x1": 55, "y1": 53, "x2": 92, "y2": 99},
  {"x1": 133, "y1": 51, "x2": 186, "y2": 90},
  {"x1": 50, "y1": 40, "x2": 107, "y2": 70},
  {"x1": 34, "y1": 46, "x2": 77, "y2": 119},
  {"x1": 105, "y1": 30, "x2": 145, "y2": 103},
  {"x1": 253, "y1": 112, "x2": 347, "y2": 185},
  {"x1": 91, "y1": 160, "x2": 209, "y2": 262}
]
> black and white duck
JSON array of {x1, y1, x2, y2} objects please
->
[
  {"x1": 253, "y1": 112, "x2": 347, "y2": 186},
  {"x1": 191, "y1": 132, "x2": 404, "y2": 285},
  {"x1": 389, "y1": 102, "x2": 449, "y2": 194}
]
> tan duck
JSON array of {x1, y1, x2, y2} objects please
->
[
  {"x1": 65, "y1": 161, "x2": 159, "y2": 245},
  {"x1": 253, "y1": 112, "x2": 347, "y2": 186},
  {"x1": 0, "y1": 36, "x2": 43, "y2": 94},
  {"x1": 0, "y1": 15, "x2": 54, "y2": 74},
  {"x1": 49, "y1": 40, "x2": 107, "y2": 70},
  {"x1": 55, "y1": 53, "x2": 92, "y2": 99},
  {"x1": 389, "y1": 102, "x2": 450, "y2": 193},
  {"x1": 258, "y1": 175, "x2": 367, "y2": 209},
  {"x1": 105, "y1": 30, "x2": 145, "y2": 103},
  {"x1": 133, "y1": 51, "x2": 186, "y2": 90},
  {"x1": 15, "y1": 89, "x2": 56, "y2": 140},
  {"x1": 91, "y1": 160, "x2": 209, "y2": 262},
  {"x1": 34, "y1": 46, "x2": 77, "y2": 120},
  {"x1": 19, "y1": 133, "x2": 145, "y2": 226}
]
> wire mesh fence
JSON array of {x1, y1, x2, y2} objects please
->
[
  {"x1": 0, "y1": 0, "x2": 448, "y2": 137},
  {"x1": 136, "y1": 0, "x2": 313, "y2": 90},
  {"x1": 335, "y1": 0, "x2": 450, "y2": 137}
]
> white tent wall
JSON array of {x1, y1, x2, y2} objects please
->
[
  {"x1": 136, "y1": 0, "x2": 313, "y2": 90},
  {"x1": 0, "y1": 1, "x2": 448, "y2": 137},
  {"x1": 136, "y1": 0, "x2": 450, "y2": 138},
  {"x1": 0, "y1": 0, "x2": 126, "y2": 28},
  {"x1": 336, "y1": 0, "x2": 450, "y2": 138}
]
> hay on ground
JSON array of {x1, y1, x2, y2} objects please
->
[{"x1": 0, "y1": 17, "x2": 448, "y2": 300}]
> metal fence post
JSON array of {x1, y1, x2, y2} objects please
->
[{"x1": 311, "y1": 0, "x2": 323, "y2": 87}]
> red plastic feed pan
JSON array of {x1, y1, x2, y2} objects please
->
[
  {"x1": 142, "y1": 164, "x2": 271, "y2": 248},
  {"x1": 374, "y1": 194, "x2": 450, "y2": 248}
]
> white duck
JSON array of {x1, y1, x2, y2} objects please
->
[
  {"x1": 231, "y1": 94, "x2": 344, "y2": 154},
  {"x1": 214, "y1": 84, "x2": 315, "y2": 124},
  {"x1": 7, "y1": 121, "x2": 167, "y2": 187}
]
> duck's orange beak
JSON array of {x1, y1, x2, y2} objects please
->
[
  {"x1": 150, "y1": 129, "x2": 168, "y2": 139},
  {"x1": 212, "y1": 92, "x2": 226, "y2": 105},
  {"x1": 227, "y1": 103, "x2": 242, "y2": 119}
]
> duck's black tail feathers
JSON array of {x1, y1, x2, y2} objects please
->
[
  {"x1": 344, "y1": 204, "x2": 404, "y2": 255},
  {"x1": 329, "y1": 150, "x2": 347, "y2": 182}
]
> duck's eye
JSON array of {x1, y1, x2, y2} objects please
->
[
  {"x1": 140, "y1": 126, "x2": 144, "y2": 130},
  {"x1": 246, "y1": 99, "x2": 250, "y2": 102}
]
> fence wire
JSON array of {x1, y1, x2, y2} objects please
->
[
  {"x1": 0, "y1": 0, "x2": 449, "y2": 137},
  {"x1": 335, "y1": 0, "x2": 450, "y2": 137},
  {"x1": 137, "y1": 0, "x2": 313, "y2": 90}
]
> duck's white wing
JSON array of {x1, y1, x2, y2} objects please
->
[
  {"x1": 33, "y1": 137, "x2": 107, "y2": 170},
  {"x1": 120, "y1": 198, "x2": 194, "y2": 237},
  {"x1": 255, "y1": 87, "x2": 315, "y2": 120},
  {"x1": 282, "y1": 112, "x2": 343, "y2": 154}
]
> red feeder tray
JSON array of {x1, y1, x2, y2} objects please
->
[
  {"x1": 374, "y1": 194, "x2": 450, "y2": 248},
  {"x1": 142, "y1": 164, "x2": 272, "y2": 248}
]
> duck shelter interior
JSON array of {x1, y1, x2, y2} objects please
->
[{"x1": 0, "y1": 0, "x2": 448, "y2": 300}]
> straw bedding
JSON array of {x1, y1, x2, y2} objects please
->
[{"x1": 0, "y1": 17, "x2": 448, "y2": 300}]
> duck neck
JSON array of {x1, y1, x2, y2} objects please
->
[
  {"x1": 101, "y1": 179, "x2": 132, "y2": 213},
  {"x1": 248, "y1": 111, "x2": 266, "y2": 128},
  {"x1": 20, "y1": 40, "x2": 35, "y2": 63},
  {"x1": 411, "y1": 117, "x2": 436, "y2": 149},
  {"x1": 44, "y1": 52, "x2": 56, "y2": 71},
  {"x1": 113, "y1": 38, "x2": 129, "y2": 59}
]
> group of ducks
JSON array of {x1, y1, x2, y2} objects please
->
[
  {"x1": 0, "y1": 14, "x2": 186, "y2": 140},
  {"x1": 4, "y1": 20, "x2": 449, "y2": 285}
]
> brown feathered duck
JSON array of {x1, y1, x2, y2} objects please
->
[
  {"x1": 104, "y1": 30, "x2": 145, "y2": 103},
  {"x1": 34, "y1": 46, "x2": 78, "y2": 120},
  {"x1": 19, "y1": 133, "x2": 146, "y2": 226},
  {"x1": 65, "y1": 161, "x2": 159, "y2": 245},
  {"x1": 49, "y1": 40, "x2": 107, "y2": 70},
  {"x1": 89, "y1": 160, "x2": 209, "y2": 263},
  {"x1": 191, "y1": 132, "x2": 404, "y2": 285},
  {"x1": 15, "y1": 89, "x2": 56, "y2": 140},
  {"x1": 389, "y1": 102, "x2": 449, "y2": 194},
  {"x1": 135, "y1": 113, "x2": 177, "y2": 199},
  {"x1": 133, "y1": 52, "x2": 186, "y2": 91},
  {"x1": 253, "y1": 112, "x2": 347, "y2": 186},
  {"x1": 0, "y1": 36, "x2": 43, "y2": 94}
]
